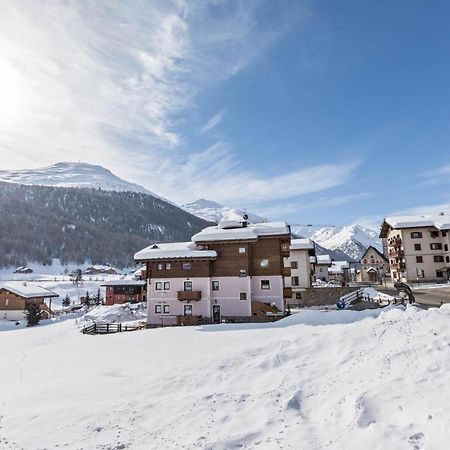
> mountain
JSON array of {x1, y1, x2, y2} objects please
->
[
  {"x1": 182, "y1": 198, "x2": 265, "y2": 224},
  {"x1": 0, "y1": 161, "x2": 162, "y2": 197},
  {"x1": 0, "y1": 181, "x2": 211, "y2": 268},
  {"x1": 308, "y1": 225, "x2": 382, "y2": 261}
]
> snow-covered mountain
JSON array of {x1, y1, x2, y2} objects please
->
[
  {"x1": 0, "y1": 162, "x2": 159, "y2": 196},
  {"x1": 308, "y1": 225, "x2": 382, "y2": 261},
  {"x1": 182, "y1": 198, "x2": 265, "y2": 224}
]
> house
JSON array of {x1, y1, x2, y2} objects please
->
[
  {"x1": 380, "y1": 213, "x2": 450, "y2": 283},
  {"x1": 328, "y1": 260, "x2": 351, "y2": 284},
  {"x1": 84, "y1": 265, "x2": 117, "y2": 275},
  {"x1": 134, "y1": 220, "x2": 291, "y2": 326},
  {"x1": 14, "y1": 266, "x2": 33, "y2": 274},
  {"x1": 101, "y1": 280, "x2": 146, "y2": 305},
  {"x1": 0, "y1": 282, "x2": 58, "y2": 321},
  {"x1": 314, "y1": 254, "x2": 333, "y2": 282},
  {"x1": 358, "y1": 246, "x2": 389, "y2": 283},
  {"x1": 284, "y1": 238, "x2": 316, "y2": 305}
]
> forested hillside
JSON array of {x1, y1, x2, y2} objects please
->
[{"x1": 0, "y1": 182, "x2": 211, "y2": 268}]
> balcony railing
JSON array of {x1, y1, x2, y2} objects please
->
[
  {"x1": 283, "y1": 267, "x2": 292, "y2": 277},
  {"x1": 177, "y1": 290, "x2": 202, "y2": 301},
  {"x1": 389, "y1": 249, "x2": 404, "y2": 258},
  {"x1": 389, "y1": 237, "x2": 402, "y2": 247},
  {"x1": 283, "y1": 287, "x2": 292, "y2": 298}
]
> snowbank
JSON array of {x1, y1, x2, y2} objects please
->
[
  {"x1": 1, "y1": 305, "x2": 450, "y2": 449},
  {"x1": 78, "y1": 303, "x2": 147, "y2": 326}
]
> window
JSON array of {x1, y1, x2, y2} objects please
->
[
  {"x1": 184, "y1": 281, "x2": 193, "y2": 291},
  {"x1": 414, "y1": 244, "x2": 422, "y2": 251},
  {"x1": 163, "y1": 282, "x2": 170, "y2": 291},
  {"x1": 260, "y1": 259, "x2": 269, "y2": 268},
  {"x1": 155, "y1": 304, "x2": 162, "y2": 314},
  {"x1": 431, "y1": 243, "x2": 443, "y2": 250},
  {"x1": 239, "y1": 292, "x2": 247, "y2": 301},
  {"x1": 434, "y1": 256, "x2": 444, "y2": 263},
  {"x1": 5, "y1": 299, "x2": 8, "y2": 306},
  {"x1": 181, "y1": 262, "x2": 191, "y2": 270},
  {"x1": 239, "y1": 269, "x2": 247, "y2": 277},
  {"x1": 416, "y1": 256, "x2": 423, "y2": 263},
  {"x1": 165, "y1": 263, "x2": 171, "y2": 270},
  {"x1": 436, "y1": 270, "x2": 444, "y2": 278},
  {"x1": 163, "y1": 304, "x2": 170, "y2": 314},
  {"x1": 443, "y1": 231, "x2": 448, "y2": 237},
  {"x1": 445, "y1": 244, "x2": 449, "y2": 252},
  {"x1": 291, "y1": 261, "x2": 298, "y2": 269},
  {"x1": 212, "y1": 280, "x2": 220, "y2": 291},
  {"x1": 430, "y1": 230, "x2": 439, "y2": 238},
  {"x1": 261, "y1": 280, "x2": 270, "y2": 290},
  {"x1": 184, "y1": 304, "x2": 193, "y2": 316},
  {"x1": 447, "y1": 256, "x2": 450, "y2": 263},
  {"x1": 239, "y1": 247, "x2": 246, "y2": 254},
  {"x1": 291, "y1": 276, "x2": 299, "y2": 286},
  {"x1": 411, "y1": 232, "x2": 422, "y2": 239},
  {"x1": 295, "y1": 292, "x2": 302, "y2": 300},
  {"x1": 155, "y1": 282, "x2": 162, "y2": 291},
  {"x1": 157, "y1": 263, "x2": 163, "y2": 270}
]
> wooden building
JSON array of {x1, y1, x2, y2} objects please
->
[
  {"x1": 101, "y1": 280, "x2": 146, "y2": 305},
  {"x1": 135, "y1": 220, "x2": 291, "y2": 326},
  {"x1": 0, "y1": 282, "x2": 58, "y2": 321}
]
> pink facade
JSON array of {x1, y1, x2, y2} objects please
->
[{"x1": 147, "y1": 275, "x2": 284, "y2": 325}]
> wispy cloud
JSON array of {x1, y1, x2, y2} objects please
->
[
  {"x1": 199, "y1": 110, "x2": 225, "y2": 134},
  {"x1": 0, "y1": 0, "x2": 355, "y2": 211}
]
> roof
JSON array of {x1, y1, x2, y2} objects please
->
[
  {"x1": 329, "y1": 260, "x2": 350, "y2": 274},
  {"x1": 134, "y1": 242, "x2": 217, "y2": 261},
  {"x1": 380, "y1": 213, "x2": 450, "y2": 237},
  {"x1": 360, "y1": 246, "x2": 389, "y2": 263},
  {"x1": 316, "y1": 254, "x2": 332, "y2": 265},
  {"x1": 192, "y1": 221, "x2": 290, "y2": 243},
  {"x1": 290, "y1": 238, "x2": 315, "y2": 250},
  {"x1": 101, "y1": 280, "x2": 146, "y2": 287},
  {"x1": 1, "y1": 282, "x2": 59, "y2": 298}
]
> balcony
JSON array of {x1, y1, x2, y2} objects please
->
[
  {"x1": 283, "y1": 267, "x2": 292, "y2": 277},
  {"x1": 177, "y1": 290, "x2": 202, "y2": 301},
  {"x1": 389, "y1": 249, "x2": 404, "y2": 258},
  {"x1": 283, "y1": 287, "x2": 292, "y2": 298},
  {"x1": 391, "y1": 262, "x2": 406, "y2": 270},
  {"x1": 389, "y1": 237, "x2": 402, "y2": 247}
]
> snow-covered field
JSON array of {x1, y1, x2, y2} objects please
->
[{"x1": 1, "y1": 305, "x2": 450, "y2": 449}]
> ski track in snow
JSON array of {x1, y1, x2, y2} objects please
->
[{"x1": 1, "y1": 306, "x2": 450, "y2": 449}]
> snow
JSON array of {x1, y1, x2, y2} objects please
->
[
  {"x1": 134, "y1": 241, "x2": 217, "y2": 261},
  {"x1": 78, "y1": 303, "x2": 147, "y2": 326},
  {"x1": 309, "y1": 225, "x2": 382, "y2": 261},
  {"x1": 0, "y1": 161, "x2": 170, "y2": 202},
  {"x1": 329, "y1": 260, "x2": 350, "y2": 274},
  {"x1": 316, "y1": 254, "x2": 332, "y2": 264},
  {"x1": 100, "y1": 280, "x2": 146, "y2": 286},
  {"x1": 182, "y1": 198, "x2": 264, "y2": 223},
  {"x1": 290, "y1": 238, "x2": 314, "y2": 250},
  {"x1": 1, "y1": 281, "x2": 59, "y2": 298},
  {"x1": 384, "y1": 213, "x2": 450, "y2": 230},
  {"x1": 192, "y1": 221, "x2": 290, "y2": 242},
  {"x1": 1, "y1": 305, "x2": 450, "y2": 449}
]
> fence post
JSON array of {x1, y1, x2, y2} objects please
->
[{"x1": 106, "y1": 323, "x2": 109, "y2": 333}]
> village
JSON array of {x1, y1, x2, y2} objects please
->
[{"x1": 1, "y1": 212, "x2": 450, "y2": 331}]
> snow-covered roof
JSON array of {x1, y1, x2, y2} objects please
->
[
  {"x1": 382, "y1": 213, "x2": 450, "y2": 235},
  {"x1": 101, "y1": 280, "x2": 146, "y2": 287},
  {"x1": 316, "y1": 254, "x2": 332, "y2": 265},
  {"x1": 1, "y1": 282, "x2": 59, "y2": 298},
  {"x1": 192, "y1": 221, "x2": 290, "y2": 243},
  {"x1": 290, "y1": 238, "x2": 315, "y2": 250},
  {"x1": 134, "y1": 242, "x2": 217, "y2": 261},
  {"x1": 329, "y1": 261, "x2": 350, "y2": 274}
]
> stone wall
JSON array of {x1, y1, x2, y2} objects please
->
[{"x1": 291, "y1": 287, "x2": 360, "y2": 307}]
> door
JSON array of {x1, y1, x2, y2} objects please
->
[
  {"x1": 184, "y1": 304, "x2": 193, "y2": 316},
  {"x1": 212, "y1": 305, "x2": 221, "y2": 323}
]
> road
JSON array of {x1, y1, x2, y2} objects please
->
[{"x1": 413, "y1": 287, "x2": 450, "y2": 307}]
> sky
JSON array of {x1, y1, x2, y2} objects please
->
[{"x1": 1, "y1": 0, "x2": 450, "y2": 230}]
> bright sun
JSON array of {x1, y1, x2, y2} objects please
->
[{"x1": 0, "y1": 59, "x2": 25, "y2": 128}]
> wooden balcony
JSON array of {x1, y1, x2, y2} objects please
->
[
  {"x1": 389, "y1": 249, "x2": 404, "y2": 258},
  {"x1": 283, "y1": 267, "x2": 291, "y2": 277},
  {"x1": 389, "y1": 237, "x2": 402, "y2": 247},
  {"x1": 177, "y1": 290, "x2": 202, "y2": 301},
  {"x1": 283, "y1": 287, "x2": 293, "y2": 298}
]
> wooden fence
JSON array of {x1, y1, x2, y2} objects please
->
[{"x1": 82, "y1": 322, "x2": 146, "y2": 335}]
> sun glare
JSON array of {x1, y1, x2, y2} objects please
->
[{"x1": 0, "y1": 59, "x2": 25, "y2": 128}]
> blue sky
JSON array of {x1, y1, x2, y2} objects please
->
[{"x1": 1, "y1": 1, "x2": 450, "y2": 230}]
